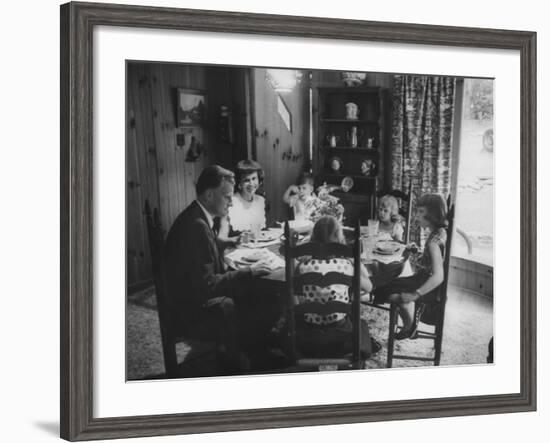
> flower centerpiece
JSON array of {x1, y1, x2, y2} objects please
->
[{"x1": 308, "y1": 183, "x2": 345, "y2": 223}]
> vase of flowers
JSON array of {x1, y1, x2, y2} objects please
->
[{"x1": 309, "y1": 183, "x2": 345, "y2": 223}]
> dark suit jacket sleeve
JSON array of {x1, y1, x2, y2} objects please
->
[{"x1": 190, "y1": 219, "x2": 252, "y2": 303}]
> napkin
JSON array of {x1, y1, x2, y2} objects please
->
[{"x1": 225, "y1": 248, "x2": 285, "y2": 271}]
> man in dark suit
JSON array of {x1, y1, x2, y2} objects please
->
[{"x1": 164, "y1": 165, "x2": 273, "y2": 373}]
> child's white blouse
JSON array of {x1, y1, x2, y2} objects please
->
[{"x1": 228, "y1": 192, "x2": 266, "y2": 232}]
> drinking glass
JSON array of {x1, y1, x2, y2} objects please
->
[
  {"x1": 241, "y1": 230, "x2": 252, "y2": 245},
  {"x1": 250, "y1": 223, "x2": 262, "y2": 244},
  {"x1": 367, "y1": 219, "x2": 379, "y2": 237}
]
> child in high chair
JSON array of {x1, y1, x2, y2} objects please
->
[
  {"x1": 377, "y1": 194, "x2": 405, "y2": 242},
  {"x1": 373, "y1": 193, "x2": 447, "y2": 340},
  {"x1": 283, "y1": 172, "x2": 318, "y2": 221}
]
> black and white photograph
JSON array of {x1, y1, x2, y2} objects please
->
[
  {"x1": 126, "y1": 63, "x2": 494, "y2": 380},
  {"x1": 176, "y1": 88, "x2": 206, "y2": 126}
]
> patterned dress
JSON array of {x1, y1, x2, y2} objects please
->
[
  {"x1": 374, "y1": 227, "x2": 447, "y2": 304},
  {"x1": 295, "y1": 256, "x2": 373, "y2": 357},
  {"x1": 297, "y1": 258, "x2": 354, "y2": 326}
]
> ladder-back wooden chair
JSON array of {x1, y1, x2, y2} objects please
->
[
  {"x1": 144, "y1": 200, "x2": 216, "y2": 377},
  {"x1": 377, "y1": 180, "x2": 413, "y2": 243},
  {"x1": 386, "y1": 197, "x2": 455, "y2": 367},
  {"x1": 283, "y1": 221, "x2": 364, "y2": 371}
]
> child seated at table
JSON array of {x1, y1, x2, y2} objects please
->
[
  {"x1": 283, "y1": 172, "x2": 319, "y2": 221},
  {"x1": 377, "y1": 194, "x2": 405, "y2": 241},
  {"x1": 373, "y1": 193, "x2": 447, "y2": 340},
  {"x1": 294, "y1": 215, "x2": 379, "y2": 357}
]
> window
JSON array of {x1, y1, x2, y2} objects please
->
[{"x1": 452, "y1": 79, "x2": 494, "y2": 266}]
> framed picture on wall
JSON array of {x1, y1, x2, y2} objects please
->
[
  {"x1": 60, "y1": 1, "x2": 536, "y2": 441},
  {"x1": 176, "y1": 88, "x2": 206, "y2": 126}
]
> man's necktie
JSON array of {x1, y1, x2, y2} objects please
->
[{"x1": 212, "y1": 217, "x2": 221, "y2": 237}]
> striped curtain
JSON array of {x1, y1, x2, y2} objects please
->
[{"x1": 391, "y1": 75, "x2": 456, "y2": 244}]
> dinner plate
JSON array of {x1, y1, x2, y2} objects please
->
[{"x1": 241, "y1": 250, "x2": 267, "y2": 263}]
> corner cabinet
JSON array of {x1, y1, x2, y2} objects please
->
[{"x1": 313, "y1": 86, "x2": 389, "y2": 226}]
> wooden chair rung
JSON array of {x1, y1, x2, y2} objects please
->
[
  {"x1": 296, "y1": 358, "x2": 352, "y2": 366},
  {"x1": 414, "y1": 331, "x2": 437, "y2": 340},
  {"x1": 362, "y1": 301, "x2": 391, "y2": 311}
]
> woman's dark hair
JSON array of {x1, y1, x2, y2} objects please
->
[
  {"x1": 195, "y1": 165, "x2": 235, "y2": 196},
  {"x1": 417, "y1": 193, "x2": 448, "y2": 228},
  {"x1": 311, "y1": 215, "x2": 344, "y2": 244},
  {"x1": 234, "y1": 159, "x2": 264, "y2": 185}
]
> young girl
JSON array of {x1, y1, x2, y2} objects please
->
[
  {"x1": 295, "y1": 216, "x2": 378, "y2": 357},
  {"x1": 373, "y1": 194, "x2": 447, "y2": 340},
  {"x1": 377, "y1": 194, "x2": 405, "y2": 241},
  {"x1": 283, "y1": 173, "x2": 318, "y2": 221}
]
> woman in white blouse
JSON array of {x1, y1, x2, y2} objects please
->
[{"x1": 226, "y1": 159, "x2": 267, "y2": 233}]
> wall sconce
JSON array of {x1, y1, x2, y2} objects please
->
[{"x1": 265, "y1": 69, "x2": 303, "y2": 92}]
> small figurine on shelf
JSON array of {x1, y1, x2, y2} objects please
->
[
  {"x1": 367, "y1": 138, "x2": 374, "y2": 149},
  {"x1": 360, "y1": 158, "x2": 376, "y2": 176},
  {"x1": 349, "y1": 126, "x2": 358, "y2": 148},
  {"x1": 329, "y1": 156, "x2": 343, "y2": 173},
  {"x1": 341, "y1": 72, "x2": 367, "y2": 87},
  {"x1": 326, "y1": 133, "x2": 340, "y2": 148}
]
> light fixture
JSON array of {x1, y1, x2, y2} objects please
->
[{"x1": 265, "y1": 69, "x2": 303, "y2": 92}]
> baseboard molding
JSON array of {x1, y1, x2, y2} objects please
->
[{"x1": 449, "y1": 256, "x2": 493, "y2": 298}]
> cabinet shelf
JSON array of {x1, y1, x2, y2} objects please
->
[
  {"x1": 323, "y1": 146, "x2": 379, "y2": 153},
  {"x1": 321, "y1": 118, "x2": 379, "y2": 124},
  {"x1": 322, "y1": 173, "x2": 376, "y2": 180},
  {"x1": 314, "y1": 82, "x2": 386, "y2": 225},
  {"x1": 317, "y1": 86, "x2": 381, "y2": 94}
]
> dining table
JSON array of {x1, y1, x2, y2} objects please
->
[{"x1": 224, "y1": 226, "x2": 412, "y2": 290}]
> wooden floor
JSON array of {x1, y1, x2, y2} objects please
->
[{"x1": 126, "y1": 284, "x2": 493, "y2": 380}]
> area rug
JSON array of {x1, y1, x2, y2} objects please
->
[{"x1": 127, "y1": 285, "x2": 493, "y2": 380}]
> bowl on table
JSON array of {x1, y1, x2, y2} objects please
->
[
  {"x1": 374, "y1": 240, "x2": 401, "y2": 255},
  {"x1": 254, "y1": 230, "x2": 280, "y2": 242}
]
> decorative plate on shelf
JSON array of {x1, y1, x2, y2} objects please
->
[{"x1": 329, "y1": 156, "x2": 343, "y2": 173}]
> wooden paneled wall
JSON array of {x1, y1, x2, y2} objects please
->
[
  {"x1": 449, "y1": 257, "x2": 493, "y2": 298},
  {"x1": 126, "y1": 63, "x2": 248, "y2": 289},
  {"x1": 252, "y1": 69, "x2": 309, "y2": 224}
]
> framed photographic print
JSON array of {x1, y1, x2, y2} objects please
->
[
  {"x1": 176, "y1": 88, "x2": 206, "y2": 126},
  {"x1": 60, "y1": 1, "x2": 536, "y2": 441}
]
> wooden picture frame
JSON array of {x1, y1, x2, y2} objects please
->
[
  {"x1": 176, "y1": 88, "x2": 207, "y2": 126},
  {"x1": 60, "y1": 1, "x2": 536, "y2": 440}
]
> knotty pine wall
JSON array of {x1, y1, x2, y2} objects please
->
[
  {"x1": 126, "y1": 62, "x2": 248, "y2": 289},
  {"x1": 252, "y1": 69, "x2": 310, "y2": 224}
]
